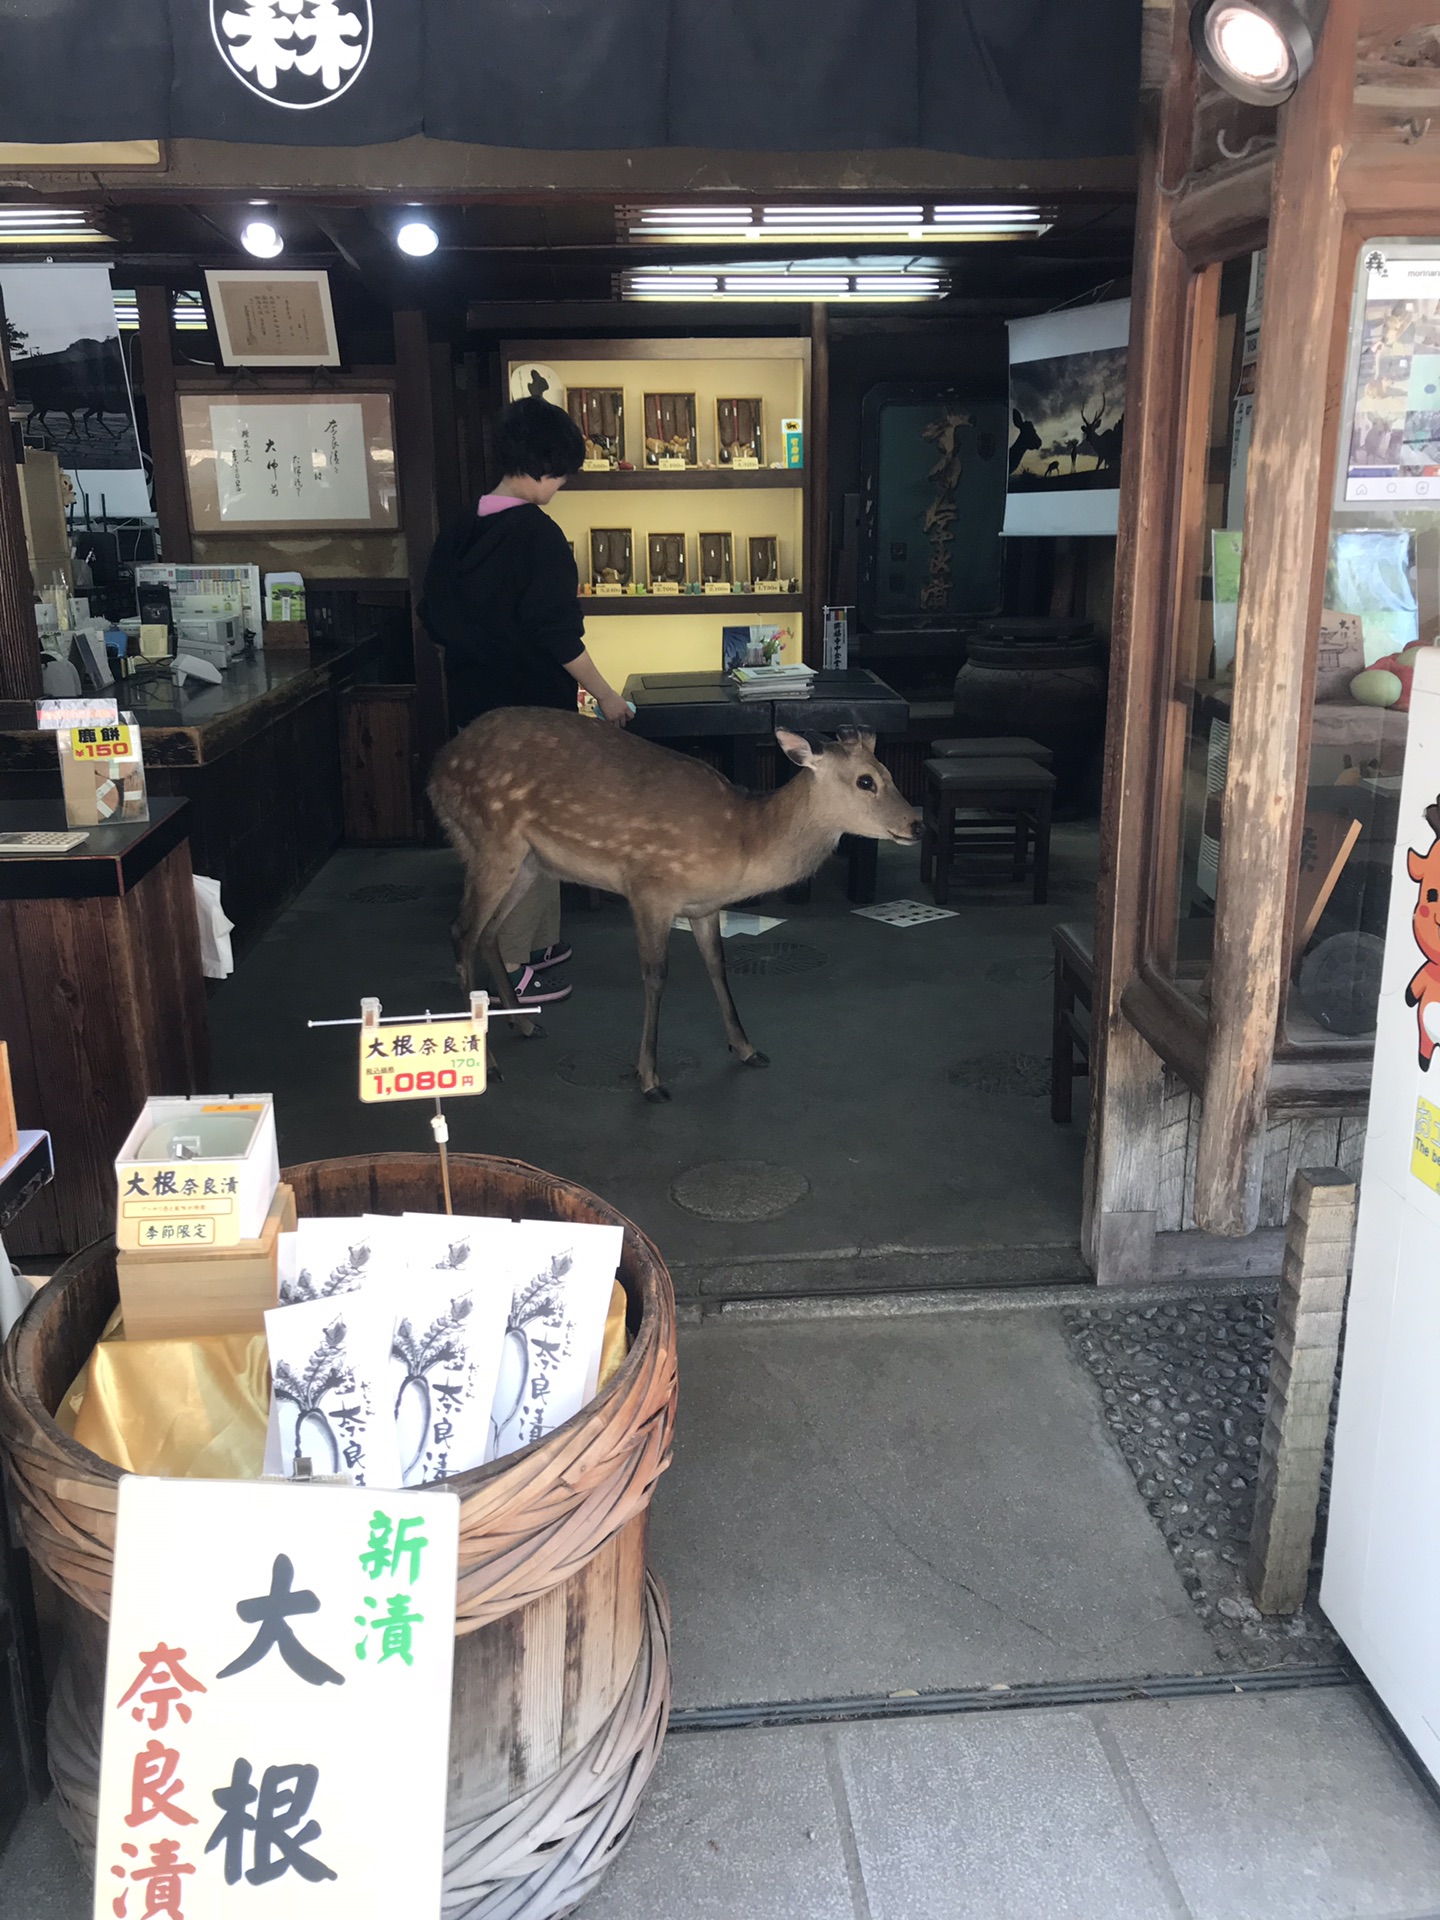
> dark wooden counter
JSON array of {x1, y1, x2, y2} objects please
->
[
  {"x1": 0, "y1": 797, "x2": 210, "y2": 1257},
  {"x1": 0, "y1": 640, "x2": 382, "y2": 942}
]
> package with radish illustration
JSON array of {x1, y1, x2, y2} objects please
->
[
  {"x1": 488, "y1": 1221, "x2": 623, "y2": 1459},
  {"x1": 262, "y1": 1289, "x2": 403, "y2": 1489},
  {"x1": 277, "y1": 1215, "x2": 391, "y2": 1305},
  {"x1": 262, "y1": 1211, "x2": 623, "y2": 1486}
]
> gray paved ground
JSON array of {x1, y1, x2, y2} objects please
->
[
  {"x1": 11, "y1": 1688, "x2": 1440, "y2": 1920},
  {"x1": 653, "y1": 1309, "x2": 1214, "y2": 1708},
  {"x1": 580, "y1": 1690, "x2": 1440, "y2": 1920},
  {"x1": 207, "y1": 833, "x2": 1096, "y2": 1280}
]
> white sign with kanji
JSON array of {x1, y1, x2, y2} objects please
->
[
  {"x1": 93, "y1": 1478, "x2": 458, "y2": 1919},
  {"x1": 209, "y1": 402, "x2": 370, "y2": 524}
]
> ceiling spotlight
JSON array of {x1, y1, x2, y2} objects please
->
[
  {"x1": 396, "y1": 219, "x2": 439, "y2": 258},
  {"x1": 240, "y1": 218, "x2": 283, "y2": 260},
  {"x1": 1189, "y1": 0, "x2": 1328, "y2": 105}
]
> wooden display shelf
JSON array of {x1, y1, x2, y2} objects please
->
[
  {"x1": 579, "y1": 594, "x2": 802, "y2": 615},
  {"x1": 564, "y1": 469, "x2": 803, "y2": 491}
]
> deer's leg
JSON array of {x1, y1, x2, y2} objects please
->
[
  {"x1": 631, "y1": 900, "x2": 674, "y2": 1101},
  {"x1": 477, "y1": 854, "x2": 549, "y2": 1039},
  {"x1": 691, "y1": 912, "x2": 768, "y2": 1070}
]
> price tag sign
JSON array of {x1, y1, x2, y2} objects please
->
[
  {"x1": 68, "y1": 722, "x2": 135, "y2": 762},
  {"x1": 357, "y1": 996, "x2": 488, "y2": 1104}
]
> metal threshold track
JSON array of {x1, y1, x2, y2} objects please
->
[{"x1": 669, "y1": 1662, "x2": 1355, "y2": 1733}]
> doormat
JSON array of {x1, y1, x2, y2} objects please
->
[
  {"x1": 1062, "y1": 1295, "x2": 1339, "y2": 1672},
  {"x1": 852, "y1": 899, "x2": 958, "y2": 927}
]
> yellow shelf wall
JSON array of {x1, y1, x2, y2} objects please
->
[{"x1": 505, "y1": 338, "x2": 811, "y2": 683}]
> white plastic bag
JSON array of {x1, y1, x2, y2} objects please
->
[{"x1": 193, "y1": 874, "x2": 235, "y2": 979}]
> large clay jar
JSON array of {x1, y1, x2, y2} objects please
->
[{"x1": 952, "y1": 617, "x2": 1107, "y2": 804}]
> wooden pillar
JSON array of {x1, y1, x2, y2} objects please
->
[
  {"x1": 1083, "y1": 2, "x2": 1193, "y2": 1283},
  {"x1": 135, "y1": 285, "x2": 192, "y2": 563},
  {"x1": 430, "y1": 340, "x2": 464, "y2": 527},
  {"x1": 0, "y1": 285, "x2": 40, "y2": 704},
  {"x1": 806, "y1": 302, "x2": 830, "y2": 669},
  {"x1": 394, "y1": 309, "x2": 448, "y2": 777},
  {"x1": 1193, "y1": 0, "x2": 1361, "y2": 1236}
]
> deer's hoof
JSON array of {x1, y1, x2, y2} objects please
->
[
  {"x1": 743, "y1": 1050, "x2": 771, "y2": 1070},
  {"x1": 643, "y1": 1083, "x2": 672, "y2": 1103}
]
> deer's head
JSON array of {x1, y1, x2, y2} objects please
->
[
  {"x1": 776, "y1": 728, "x2": 922, "y2": 844},
  {"x1": 1408, "y1": 797, "x2": 1440, "y2": 965}
]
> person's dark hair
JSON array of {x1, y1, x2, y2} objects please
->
[{"x1": 494, "y1": 397, "x2": 586, "y2": 481}]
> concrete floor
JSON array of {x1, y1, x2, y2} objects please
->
[
  {"x1": 655, "y1": 1309, "x2": 1213, "y2": 1709},
  {"x1": 207, "y1": 830, "x2": 1096, "y2": 1287}
]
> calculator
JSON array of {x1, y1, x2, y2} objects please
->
[{"x1": 0, "y1": 831, "x2": 89, "y2": 855}]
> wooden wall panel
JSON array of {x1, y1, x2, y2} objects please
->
[
  {"x1": 341, "y1": 686, "x2": 422, "y2": 845},
  {"x1": 1, "y1": 842, "x2": 210, "y2": 1258}
]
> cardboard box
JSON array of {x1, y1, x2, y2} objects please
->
[
  {"x1": 118, "y1": 1182, "x2": 296, "y2": 1340},
  {"x1": 115, "y1": 1095, "x2": 279, "y2": 1250},
  {"x1": 262, "y1": 621, "x2": 310, "y2": 651}
]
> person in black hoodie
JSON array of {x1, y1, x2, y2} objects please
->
[{"x1": 420, "y1": 397, "x2": 630, "y2": 1005}]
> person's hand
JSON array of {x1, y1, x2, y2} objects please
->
[{"x1": 598, "y1": 689, "x2": 630, "y2": 726}]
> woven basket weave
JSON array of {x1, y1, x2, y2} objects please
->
[{"x1": 0, "y1": 1151, "x2": 678, "y2": 1918}]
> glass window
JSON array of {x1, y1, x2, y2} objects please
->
[
  {"x1": 1154, "y1": 251, "x2": 1264, "y2": 1001},
  {"x1": 1285, "y1": 241, "x2": 1440, "y2": 1048}
]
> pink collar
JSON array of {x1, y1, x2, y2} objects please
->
[{"x1": 477, "y1": 493, "x2": 528, "y2": 517}]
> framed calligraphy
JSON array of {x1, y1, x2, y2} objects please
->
[{"x1": 178, "y1": 392, "x2": 399, "y2": 533}]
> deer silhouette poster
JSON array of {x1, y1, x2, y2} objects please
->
[{"x1": 1004, "y1": 298, "x2": 1130, "y2": 537}]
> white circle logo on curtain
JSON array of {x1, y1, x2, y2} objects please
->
[{"x1": 211, "y1": 0, "x2": 374, "y2": 109}]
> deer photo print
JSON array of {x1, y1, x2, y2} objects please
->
[{"x1": 1004, "y1": 298, "x2": 1130, "y2": 537}]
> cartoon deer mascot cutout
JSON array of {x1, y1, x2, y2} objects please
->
[{"x1": 1405, "y1": 797, "x2": 1440, "y2": 1069}]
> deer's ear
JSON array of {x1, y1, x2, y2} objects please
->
[
  {"x1": 1012, "y1": 407, "x2": 1024, "y2": 428},
  {"x1": 776, "y1": 728, "x2": 820, "y2": 769}
]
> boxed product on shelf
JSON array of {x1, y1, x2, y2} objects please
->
[{"x1": 114, "y1": 1095, "x2": 280, "y2": 1250}]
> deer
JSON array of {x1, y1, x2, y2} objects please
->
[
  {"x1": 1078, "y1": 394, "x2": 1124, "y2": 473},
  {"x1": 1008, "y1": 408, "x2": 1042, "y2": 474},
  {"x1": 1406, "y1": 797, "x2": 1440, "y2": 1071},
  {"x1": 429, "y1": 709, "x2": 922, "y2": 1101}
]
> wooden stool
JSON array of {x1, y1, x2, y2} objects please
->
[
  {"x1": 930, "y1": 735, "x2": 1054, "y2": 768},
  {"x1": 920, "y1": 756, "x2": 1055, "y2": 905},
  {"x1": 1050, "y1": 921, "x2": 1094, "y2": 1124}
]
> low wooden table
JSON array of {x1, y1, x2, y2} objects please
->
[
  {"x1": 0, "y1": 797, "x2": 210, "y2": 1256},
  {"x1": 623, "y1": 669, "x2": 911, "y2": 903}
]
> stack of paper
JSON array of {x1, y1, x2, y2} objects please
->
[{"x1": 730, "y1": 663, "x2": 817, "y2": 700}]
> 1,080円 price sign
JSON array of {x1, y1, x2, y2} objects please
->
[{"x1": 356, "y1": 995, "x2": 488, "y2": 1104}]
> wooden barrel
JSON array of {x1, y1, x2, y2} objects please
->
[{"x1": 0, "y1": 1152, "x2": 678, "y2": 1920}]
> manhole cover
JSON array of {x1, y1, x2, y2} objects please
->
[
  {"x1": 347, "y1": 883, "x2": 425, "y2": 905},
  {"x1": 557, "y1": 1048, "x2": 699, "y2": 1091},
  {"x1": 726, "y1": 941, "x2": 827, "y2": 978},
  {"x1": 947, "y1": 1052, "x2": 1052, "y2": 1097},
  {"x1": 670, "y1": 1160, "x2": 810, "y2": 1221},
  {"x1": 983, "y1": 958, "x2": 1053, "y2": 986}
]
